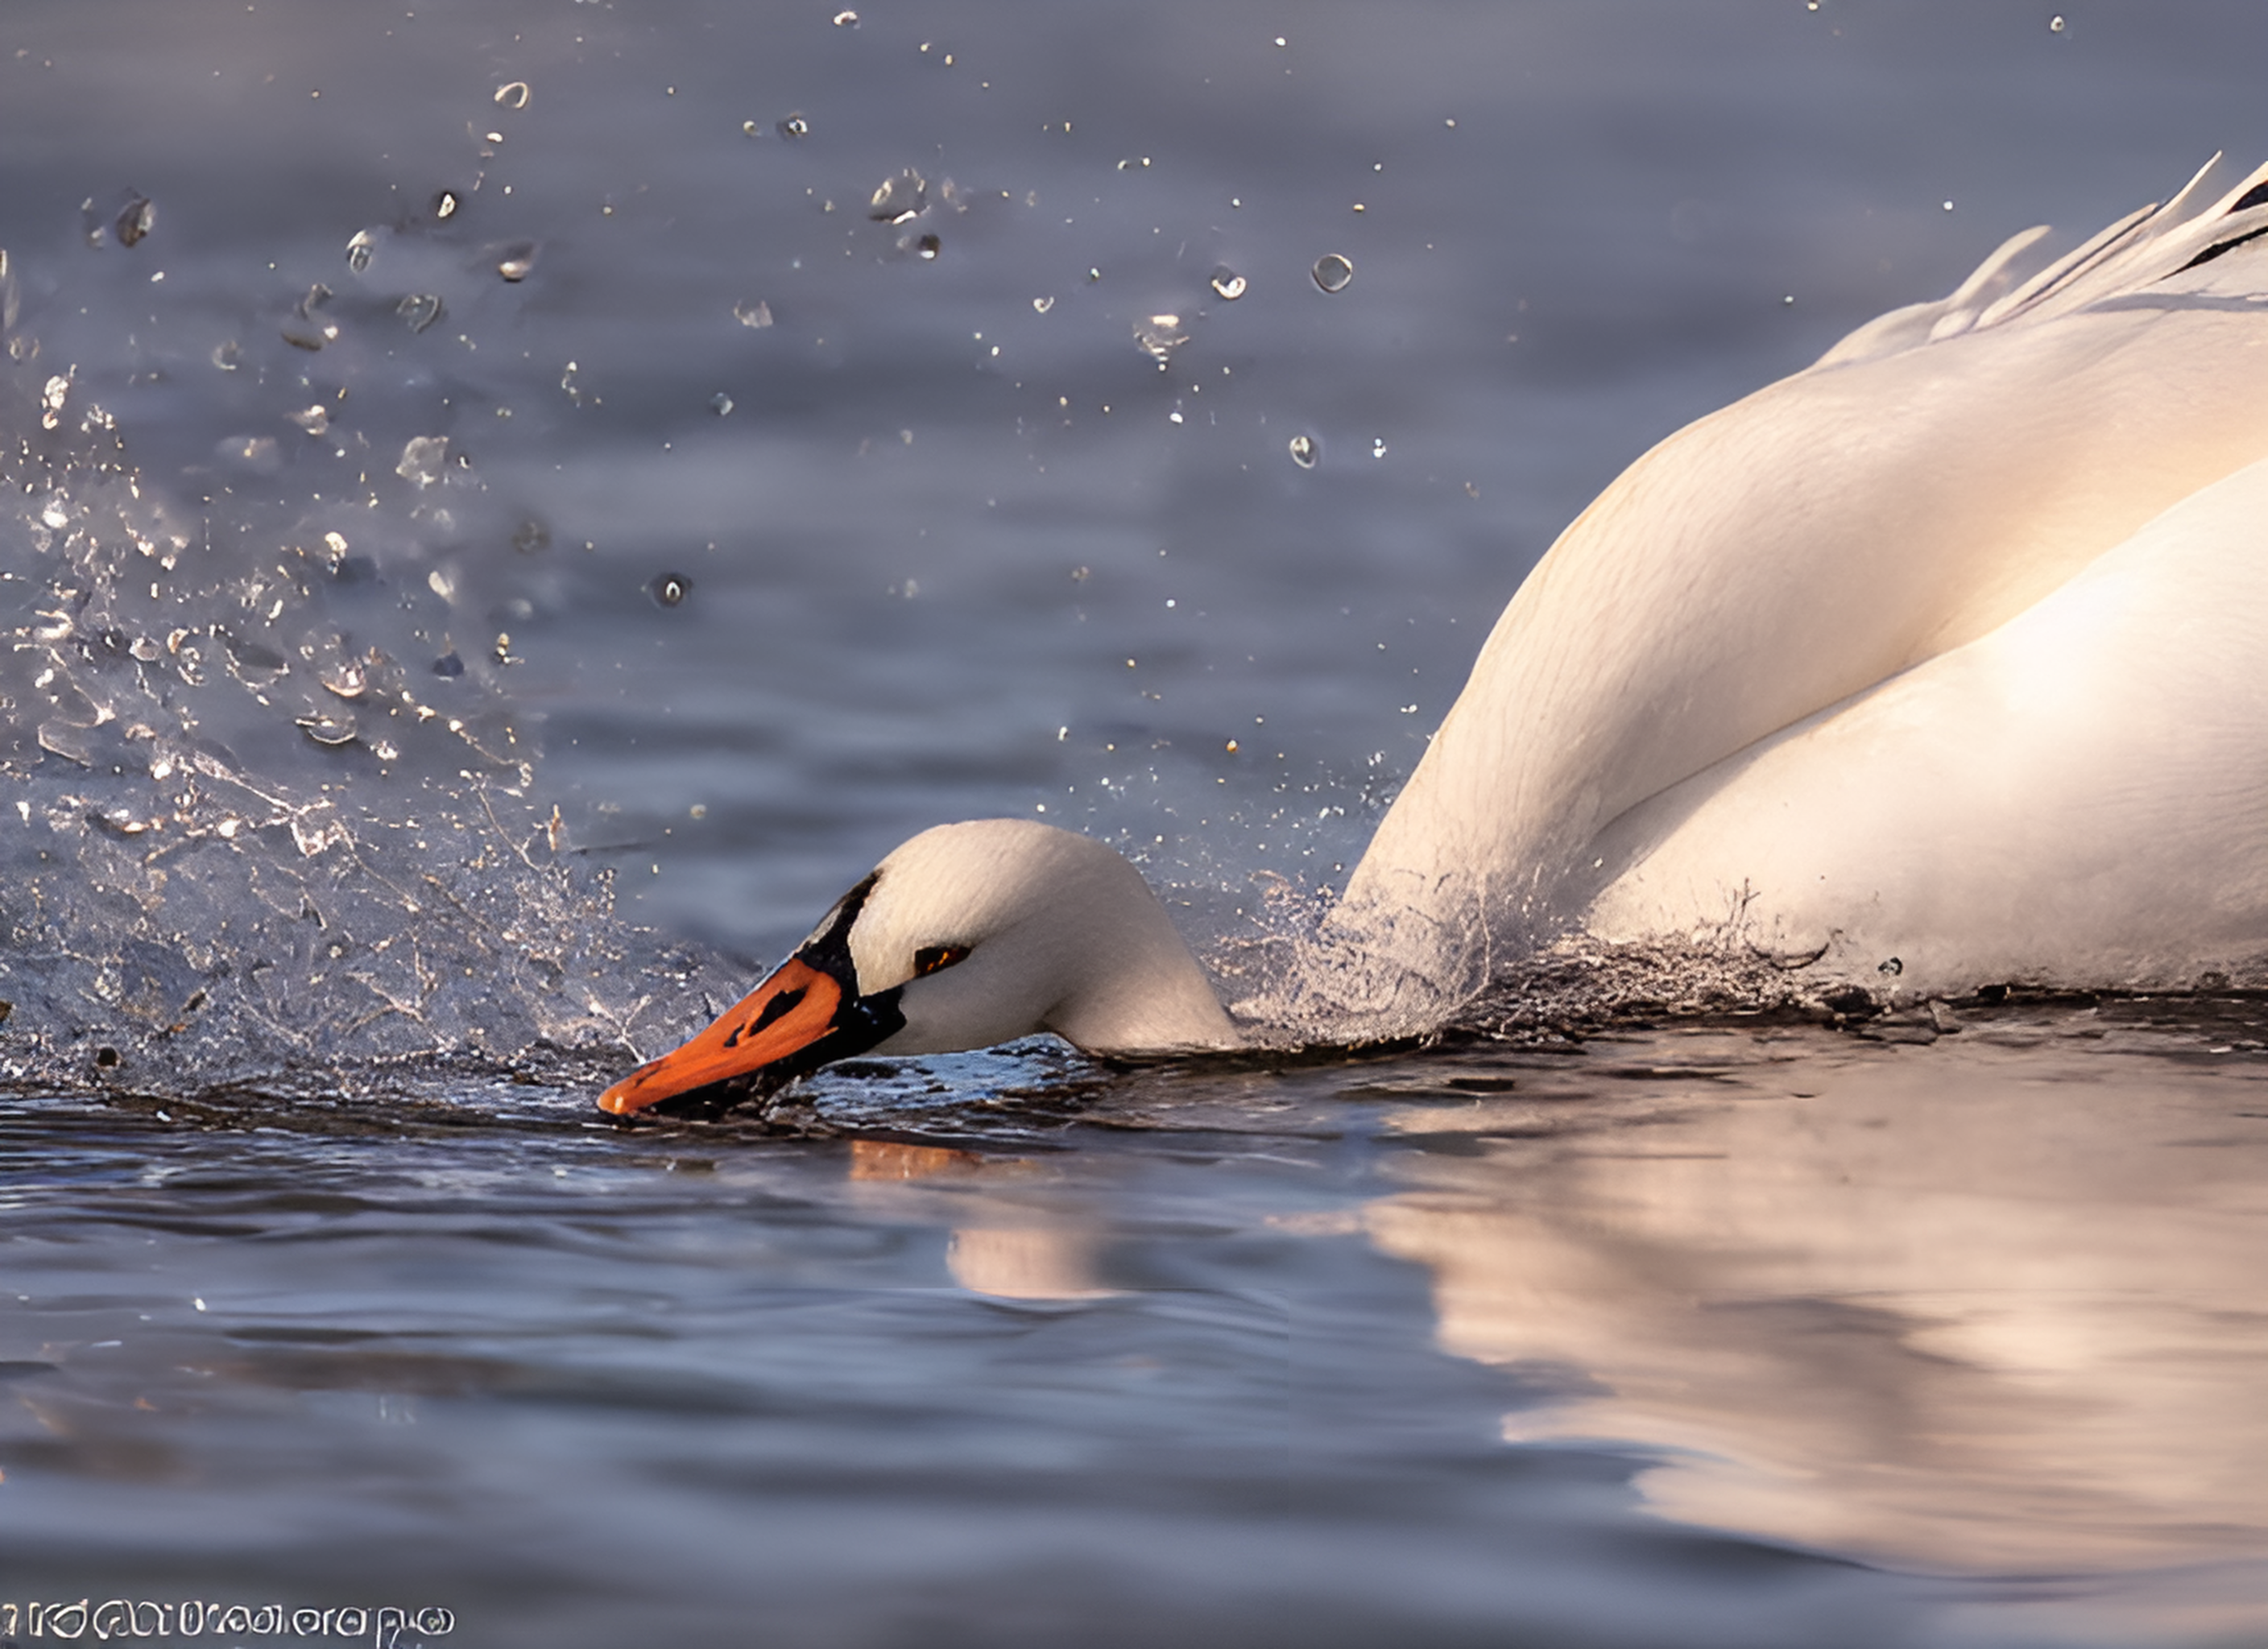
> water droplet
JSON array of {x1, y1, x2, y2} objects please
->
[
  {"x1": 494, "y1": 80, "x2": 532, "y2": 109},
  {"x1": 1311, "y1": 253, "x2": 1353, "y2": 294},
  {"x1": 435, "y1": 189, "x2": 461, "y2": 221},
  {"x1": 833, "y1": 8, "x2": 859, "y2": 24},
  {"x1": 39, "y1": 374, "x2": 68, "y2": 430},
  {"x1": 210, "y1": 342, "x2": 242, "y2": 372},
  {"x1": 1086, "y1": 267, "x2": 1102, "y2": 282},
  {"x1": 396, "y1": 435, "x2": 449, "y2": 488},
  {"x1": 287, "y1": 404, "x2": 330, "y2": 436},
  {"x1": 869, "y1": 168, "x2": 928, "y2": 222},
  {"x1": 1133, "y1": 313, "x2": 1190, "y2": 362},
  {"x1": 496, "y1": 241, "x2": 539, "y2": 282},
  {"x1": 650, "y1": 572, "x2": 690, "y2": 607},
  {"x1": 218, "y1": 434, "x2": 282, "y2": 473},
  {"x1": 320, "y1": 659, "x2": 368, "y2": 698},
  {"x1": 1032, "y1": 295, "x2": 1054, "y2": 314},
  {"x1": 36, "y1": 721, "x2": 93, "y2": 766},
  {"x1": 431, "y1": 651, "x2": 465, "y2": 677},
  {"x1": 915, "y1": 233, "x2": 941, "y2": 259},
  {"x1": 397, "y1": 293, "x2": 444, "y2": 333},
  {"x1": 1209, "y1": 266, "x2": 1247, "y2": 300},
  {"x1": 346, "y1": 229, "x2": 379, "y2": 273},
  {"x1": 297, "y1": 713, "x2": 359, "y2": 748},
  {"x1": 512, "y1": 519, "x2": 551, "y2": 554},
  {"x1": 2049, "y1": 13, "x2": 2065, "y2": 31},
  {"x1": 709, "y1": 391, "x2": 735, "y2": 416},
  {"x1": 130, "y1": 636, "x2": 160, "y2": 663},
  {"x1": 778, "y1": 111, "x2": 810, "y2": 138},
  {"x1": 281, "y1": 283, "x2": 339, "y2": 350},
  {"x1": 115, "y1": 196, "x2": 155, "y2": 247},
  {"x1": 733, "y1": 299, "x2": 775, "y2": 328},
  {"x1": 1371, "y1": 437, "x2": 1388, "y2": 459},
  {"x1": 1288, "y1": 433, "x2": 1318, "y2": 469}
]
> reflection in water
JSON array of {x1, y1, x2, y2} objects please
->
[
  {"x1": 1361, "y1": 1018, "x2": 2268, "y2": 1573},
  {"x1": 846, "y1": 1135, "x2": 1116, "y2": 1299}
]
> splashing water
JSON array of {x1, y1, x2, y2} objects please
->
[{"x1": 0, "y1": 305, "x2": 736, "y2": 1097}]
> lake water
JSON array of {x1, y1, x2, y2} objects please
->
[{"x1": 2, "y1": 2, "x2": 2265, "y2": 1644}]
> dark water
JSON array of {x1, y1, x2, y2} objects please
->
[{"x1": 2, "y1": 2, "x2": 2266, "y2": 1643}]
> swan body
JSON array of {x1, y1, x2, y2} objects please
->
[{"x1": 598, "y1": 159, "x2": 2268, "y2": 1114}]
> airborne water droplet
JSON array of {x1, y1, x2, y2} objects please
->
[
  {"x1": 869, "y1": 169, "x2": 928, "y2": 223},
  {"x1": 287, "y1": 404, "x2": 330, "y2": 436},
  {"x1": 1133, "y1": 313, "x2": 1189, "y2": 363},
  {"x1": 1032, "y1": 295, "x2": 1054, "y2": 314},
  {"x1": 1371, "y1": 437, "x2": 1388, "y2": 459},
  {"x1": 397, "y1": 293, "x2": 444, "y2": 333},
  {"x1": 733, "y1": 299, "x2": 774, "y2": 328},
  {"x1": 1311, "y1": 253, "x2": 1353, "y2": 293},
  {"x1": 710, "y1": 391, "x2": 735, "y2": 416},
  {"x1": 915, "y1": 234, "x2": 941, "y2": 259},
  {"x1": 778, "y1": 112, "x2": 810, "y2": 138},
  {"x1": 650, "y1": 573, "x2": 690, "y2": 607},
  {"x1": 281, "y1": 283, "x2": 339, "y2": 350},
  {"x1": 833, "y1": 8, "x2": 859, "y2": 25},
  {"x1": 346, "y1": 229, "x2": 378, "y2": 273},
  {"x1": 435, "y1": 189, "x2": 461, "y2": 221},
  {"x1": 396, "y1": 435, "x2": 449, "y2": 488},
  {"x1": 115, "y1": 196, "x2": 155, "y2": 247},
  {"x1": 496, "y1": 242, "x2": 539, "y2": 282},
  {"x1": 1289, "y1": 433, "x2": 1318, "y2": 469},
  {"x1": 296, "y1": 713, "x2": 359, "y2": 748},
  {"x1": 219, "y1": 434, "x2": 283, "y2": 473},
  {"x1": 494, "y1": 80, "x2": 532, "y2": 109},
  {"x1": 1209, "y1": 266, "x2": 1247, "y2": 300}
]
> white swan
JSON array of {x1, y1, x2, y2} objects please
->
[{"x1": 598, "y1": 157, "x2": 2268, "y2": 1116}]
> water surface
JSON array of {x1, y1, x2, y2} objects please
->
[{"x1": 2, "y1": 2, "x2": 2266, "y2": 1643}]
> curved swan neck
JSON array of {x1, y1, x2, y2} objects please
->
[{"x1": 853, "y1": 820, "x2": 1242, "y2": 1058}]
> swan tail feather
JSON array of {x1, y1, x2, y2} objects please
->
[{"x1": 1815, "y1": 153, "x2": 2268, "y2": 372}]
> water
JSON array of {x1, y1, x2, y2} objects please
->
[{"x1": 3, "y1": 2, "x2": 2266, "y2": 1643}]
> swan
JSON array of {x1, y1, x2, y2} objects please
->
[{"x1": 597, "y1": 156, "x2": 2268, "y2": 1117}]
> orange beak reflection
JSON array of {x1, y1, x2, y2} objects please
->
[{"x1": 598, "y1": 957, "x2": 847, "y2": 1116}]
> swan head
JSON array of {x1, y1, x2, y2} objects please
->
[{"x1": 596, "y1": 819, "x2": 1240, "y2": 1115}]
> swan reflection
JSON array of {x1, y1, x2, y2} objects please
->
[{"x1": 1363, "y1": 1022, "x2": 2268, "y2": 1572}]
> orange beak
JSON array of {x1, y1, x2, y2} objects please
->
[{"x1": 598, "y1": 957, "x2": 849, "y2": 1116}]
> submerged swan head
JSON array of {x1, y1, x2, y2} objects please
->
[{"x1": 598, "y1": 820, "x2": 1239, "y2": 1115}]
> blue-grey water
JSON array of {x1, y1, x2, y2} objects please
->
[{"x1": 2, "y1": 3, "x2": 2265, "y2": 1644}]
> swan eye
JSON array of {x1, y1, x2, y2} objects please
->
[{"x1": 913, "y1": 944, "x2": 970, "y2": 977}]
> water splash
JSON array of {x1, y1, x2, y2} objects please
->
[{"x1": 0, "y1": 314, "x2": 735, "y2": 1097}]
